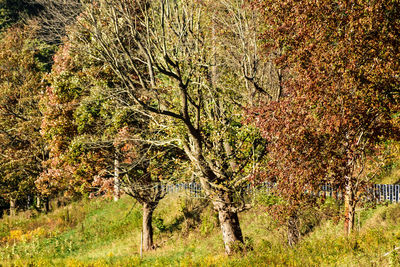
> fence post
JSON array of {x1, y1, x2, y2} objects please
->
[
  {"x1": 383, "y1": 184, "x2": 386, "y2": 202},
  {"x1": 390, "y1": 185, "x2": 393, "y2": 203}
]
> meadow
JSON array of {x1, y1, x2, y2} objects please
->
[{"x1": 1, "y1": 190, "x2": 400, "y2": 266}]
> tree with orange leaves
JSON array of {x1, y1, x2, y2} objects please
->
[{"x1": 252, "y1": 0, "x2": 400, "y2": 240}]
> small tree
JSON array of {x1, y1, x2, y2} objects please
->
[
  {"x1": 253, "y1": 0, "x2": 400, "y2": 236},
  {"x1": 40, "y1": 36, "x2": 187, "y2": 250},
  {"x1": 114, "y1": 129, "x2": 187, "y2": 251}
]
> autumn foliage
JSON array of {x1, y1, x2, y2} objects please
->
[
  {"x1": 0, "y1": 0, "x2": 400, "y2": 256},
  {"x1": 251, "y1": 0, "x2": 400, "y2": 237},
  {"x1": 0, "y1": 24, "x2": 49, "y2": 207}
]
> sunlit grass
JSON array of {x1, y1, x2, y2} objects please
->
[{"x1": 1, "y1": 191, "x2": 400, "y2": 266}]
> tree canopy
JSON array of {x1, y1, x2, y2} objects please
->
[
  {"x1": 251, "y1": 0, "x2": 400, "y2": 238},
  {"x1": 0, "y1": 24, "x2": 50, "y2": 211}
]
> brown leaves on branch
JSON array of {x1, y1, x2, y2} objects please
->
[{"x1": 250, "y1": 0, "x2": 400, "y2": 234}]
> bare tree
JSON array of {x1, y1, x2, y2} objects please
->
[
  {"x1": 72, "y1": 0, "x2": 272, "y2": 254},
  {"x1": 30, "y1": 0, "x2": 82, "y2": 44},
  {"x1": 213, "y1": 0, "x2": 283, "y2": 104}
]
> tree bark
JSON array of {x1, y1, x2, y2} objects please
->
[
  {"x1": 214, "y1": 200, "x2": 244, "y2": 255},
  {"x1": 195, "y1": 174, "x2": 245, "y2": 255},
  {"x1": 142, "y1": 202, "x2": 155, "y2": 251},
  {"x1": 9, "y1": 196, "x2": 16, "y2": 217},
  {"x1": 287, "y1": 212, "x2": 300, "y2": 246},
  {"x1": 36, "y1": 195, "x2": 41, "y2": 210},
  {"x1": 114, "y1": 152, "x2": 121, "y2": 201},
  {"x1": 344, "y1": 178, "x2": 356, "y2": 235}
]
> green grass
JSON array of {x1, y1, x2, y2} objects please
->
[{"x1": 1, "y1": 192, "x2": 400, "y2": 266}]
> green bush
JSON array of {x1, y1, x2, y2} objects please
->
[{"x1": 153, "y1": 216, "x2": 167, "y2": 232}]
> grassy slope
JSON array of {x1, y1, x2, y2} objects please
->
[{"x1": 1, "y1": 191, "x2": 400, "y2": 266}]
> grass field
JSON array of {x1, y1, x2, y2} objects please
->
[{"x1": 1, "y1": 191, "x2": 400, "y2": 266}]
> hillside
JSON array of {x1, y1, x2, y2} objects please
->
[{"x1": 1, "y1": 190, "x2": 400, "y2": 266}]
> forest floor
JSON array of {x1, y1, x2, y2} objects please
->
[{"x1": 1, "y1": 184, "x2": 400, "y2": 266}]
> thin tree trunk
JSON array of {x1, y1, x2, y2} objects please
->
[
  {"x1": 27, "y1": 195, "x2": 31, "y2": 210},
  {"x1": 344, "y1": 178, "x2": 356, "y2": 235},
  {"x1": 114, "y1": 151, "x2": 121, "y2": 201},
  {"x1": 44, "y1": 196, "x2": 50, "y2": 213},
  {"x1": 142, "y1": 202, "x2": 155, "y2": 251},
  {"x1": 36, "y1": 195, "x2": 41, "y2": 210},
  {"x1": 287, "y1": 212, "x2": 300, "y2": 246},
  {"x1": 9, "y1": 196, "x2": 16, "y2": 217}
]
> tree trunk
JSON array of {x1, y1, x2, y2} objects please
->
[
  {"x1": 114, "y1": 152, "x2": 121, "y2": 202},
  {"x1": 344, "y1": 177, "x2": 356, "y2": 235},
  {"x1": 44, "y1": 197, "x2": 50, "y2": 213},
  {"x1": 9, "y1": 196, "x2": 16, "y2": 217},
  {"x1": 195, "y1": 175, "x2": 244, "y2": 255},
  {"x1": 27, "y1": 195, "x2": 31, "y2": 210},
  {"x1": 142, "y1": 202, "x2": 155, "y2": 251},
  {"x1": 36, "y1": 195, "x2": 41, "y2": 210},
  {"x1": 214, "y1": 201, "x2": 244, "y2": 255},
  {"x1": 287, "y1": 212, "x2": 300, "y2": 246}
]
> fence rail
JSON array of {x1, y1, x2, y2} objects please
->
[
  {"x1": 161, "y1": 182, "x2": 400, "y2": 203},
  {"x1": 374, "y1": 184, "x2": 400, "y2": 203}
]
